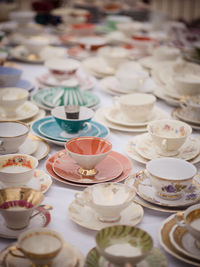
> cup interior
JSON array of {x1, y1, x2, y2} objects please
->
[
  {"x1": 0, "y1": 121, "x2": 29, "y2": 138},
  {"x1": 0, "y1": 87, "x2": 28, "y2": 103}
]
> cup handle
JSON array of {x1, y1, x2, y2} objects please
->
[
  {"x1": 161, "y1": 139, "x2": 167, "y2": 150},
  {"x1": 8, "y1": 246, "x2": 26, "y2": 259},
  {"x1": 30, "y1": 204, "x2": 53, "y2": 220},
  {"x1": 135, "y1": 170, "x2": 151, "y2": 186},
  {"x1": 174, "y1": 212, "x2": 186, "y2": 227},
  {"x1": 180, "y1": 102, "x2": 187, "y2": 109},
  {"x1": 82, "y1": 122, "x2": 91, "y2": 132},
  {"x1": 0, "y1": 139, "x2": 3, "y2": 146},
  {"x1": 74, "y1": 192, "x2": 88, "y2": 207}
]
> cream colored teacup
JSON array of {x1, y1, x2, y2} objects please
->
[
  {"x1": 114, "y1": 93, "x2": 156, "y2": 122},
  {"x1": 145, "y1": 158, "x2": 196, "y2": 200},
  {"x1": 9, "y1": 228, "x2": 63, "y2": 267},
  {"x1": 147, "y1": 119, "x2": 192, "y2": 156},
  {"x1": 75, "y1": 183, "x2": 136, "y2": 222}
]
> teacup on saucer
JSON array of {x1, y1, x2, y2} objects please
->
[{"x1": 24, "y1": 36, "x2": 50, "y2": 55}]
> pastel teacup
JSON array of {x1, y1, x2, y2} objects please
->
[
  {"x1": 9, "y1": 228, "x2": 63, "y2": 267},
  {"x1": 75, "y1": 183, "x2": 136, "y2": 222},
  {"x1": 114, "y1": 93, "x2": 156, "y2": 122},
  {"x1": 0, "y1": 121, "x2": 29, "y2": 154},
  {"x1": 51, "y1": 105, "x2": 94, "y2": 134},
  {"x1": 146, "y1": 158, "x2": 197, "y2": 200},
  {"x1": 65, "y1": 137, "x2": 112, "y2": 176},
  {"x1": 175, "y1": 203, "x2": 200, "y2": 247},
  {"x1": 0, "y1": 154, "x2": 38, "y2": 186},
  {"x1": 147, "y1": 119, "x2": 192, "y2": 156}
]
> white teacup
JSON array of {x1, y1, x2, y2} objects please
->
[
  {"x1": 114, "y1": 93, "x2": 156, "y2": 122},
  {"x1": 147, "y1": 119, "x2": 192, "y2": 156},
  {"x1": 146, "y1": 158, "x2": 197, "y2": 200},
  {"x1": 75, "y1": 183, "x2": 136, "y2": 222},
  {"x1": 175, "y1": 204, "x2": 200, "y2": 247},
  {"x1": 9, "y1": 228, "x2": 63, "y2": 267},
  {"x1": 24, "y1": 36, "x2": 50, "y2": 55}
]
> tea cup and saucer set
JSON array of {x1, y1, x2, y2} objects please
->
[
  {"x1": 85, "y1": 225, "x2": 168, "y2": 267},
  {"x1": 95, "y1": 93, "x2": 169, "y2": 133},
  {"x1": 0, "y1": 227, "x2": 84, "y2": 267},
  {"x1": 45, "y1": 136, "x2": 133, "y2": 187}
]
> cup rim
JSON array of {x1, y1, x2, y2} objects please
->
[{"x1": 0, "y1": 120, "x2": 29, "y2": 138}]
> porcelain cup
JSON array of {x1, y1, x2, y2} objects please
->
[
  {"x1": 9, "y1": 228, "x2": 63, "y2": 267},
  {"x1": 147, "y1": 119, "x2": 192, "y2": 156},
  {"x1": 146, "y1": 158, "x2": 197, "y2": 200},
  {"x1": 0, "y1": 121, "x2": 29, "y2": 154},
  {"x1": 24, "y1": 36, "x2": 50, "y2": 55},
  {"x1": 75, "y1": 183, "x2": 136, "y2": 222},
  {"x1": 114, "y1": 93, "x2": 156, "y2": 122},
  {"x1": 175, "y1": 203, "x2": 200, "y2": 247},
  {"x1": 78, "y1": 36, "x2": 106, "y2": 51}
]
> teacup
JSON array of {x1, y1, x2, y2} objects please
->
[
  {"x1": 0, "y1": 187, "x2": 45, "y2": 229},
  {"x1": 9, "y1": 228, "x2": 63, "y2": 267},
  {"x1": 147, "y1": 119, "x2": 192, "y2": 156},
  {"x1": 75, "y1": 183, "x2": 136, "y2": 222},
  {"x1": 0, "y1": 66, "x2": 22, "y2": 87},
  {"x1": 65, "y1": 137, "x2": 112, "y2": 176},
  {"x1": 51, "y1": 105, "x2": 94, "y2": 134},
  {"x1": 0, "y1": 154, "x2": 38, "y2": 186},
  {"x1": 0, "y1": 87, "x2": 28, "y2": 117},
  {"x1": 78, "y1": 36, "x2": 106, "y2": 51},
  {"x1": 152, "y1": 46, "x2": 180, "y2": 61},
  {"x1": 114, "y1": 93, "x2": 156, "y2": 122},
  {"x1": 131, "y1": 36, "x2": 157, "y2": 53},
  {"x1": 175, "y1": 203, "x2": 200, "y2": 248},
  {"x1": 146, "y1": 158, "x2": 197, "y2": 200},
  {"x1": 0, "y1": 121, "x2": 29, "y2": 154},
  {"x1": 24, "y1": 36, "x2": 50, "y2": 55},
  {"x1": 96, "y1": 225, "x2": 153, "y2": 266}
]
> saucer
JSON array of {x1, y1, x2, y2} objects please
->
[
  {"x1": 153, "y1": 86, "x2": 181, "y2": 107},
  {"x1": 17, "y1": 137, "x2": 38, "y2": 155},
  {"x1": 170, "y1": 224, "x2": 200, "y2": 261},
  {"x1": 171, "y1": 109, "x2": 200, "y2": 131},
  {"x1": 22, "y1": 109, "x2": 46, "y2": 125},
  {"x1": 85, "y1": 247, "x2": 168, "y2": 267},
  {"x1": 68, "y1": 200, "x2": 143, "y2": 231},
  {"x1": 174, "y1": 107, "x2": 200, "y2": 125},
  {"x1": 52, "y1": 154, "x2": 123, "y2": 184},
  {"x1": 11, "y1": 45, "x2": 44, "y2": 64},
  {"x1": 125, "y1": 172, "x2": 200, "y2": 208},
  {"x1": 0, "y1": 242, "x2": 84, "y2": 267},
  {"x1": 46, "y1": 150, "x2": 133, "y2": 187},
  {"x1": 0, "y1": 101, "x2": 39, "y2": 121},
  {"x1": 139, "y1": 56, "x2": 163, "y2": 70},
  {"x1": 28, "y1": 134, "x2": 50, "y2": 160},
  {"x1": 159, "y1": 214, "x2": 200, "y2": 266},
  {"x1": 0, "y1": 206, "x2": 51, "y2": 239},
  {"x1": 136, "y1": 133, "x2": 200, "y2": 161},
  {"x1": 32, "y1": 117, "x2": 110, "y2": 146}
]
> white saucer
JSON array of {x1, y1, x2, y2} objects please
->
[
  {"x1": 29, "y1": 134, "x2": 50, "y2": 161},
  {"x1": 153, "y1": 86, "x2": 180, "y2": 107},
  {"x1": 125, "y1": 172, "x2": 200, "y2": 208},
  {"x1": 0, "y1": 101, "x2": 39, "y2": 121},
  {"x1": 68, "y1": 200, "x2": 144, "y2": 231},
  {"x1": 17, "y1": 137, "x2": 38, "y2": 155},
  {"x1": 136, "y1": 133, "x2": 200, "y2": 161},
  {"x1": 174, "y1": 107, "x2": 200, "y2": 125}
]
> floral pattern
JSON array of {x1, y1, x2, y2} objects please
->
[
  {"x1": 2, "y1": 156, "x2": 32, "y2": 169},
  {"x1": 162, "y1": 184, "x2": 187, "y2": 193}
]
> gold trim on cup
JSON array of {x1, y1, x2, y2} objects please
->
[{"x1": 0, "y1": 120, "x2": 29, "y2": 138}]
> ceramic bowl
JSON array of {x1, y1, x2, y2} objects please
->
[
  {"x1": 0, "y1": 66, "x2": 22, "y2": 87},
  {"x1": 96, "y1": 225, "x2": 153, "y2": 265},
  {"x1": 65, "y1": 137, "x2": 112, "y2": 176},
  {"x1": 0, "y1": 154, "x2": 38, "y2": 186},
  {"x1": 0, "y1": 187, "x2": 44, "y2": 229},
  {"x1": 0, "y1": 88, "x2": 29, "y2": 116},
  {"x1": 147, "y1": 119, "x2": 192, "y2": 156},
  {"x1": 78, "y1": 36, "x2": 107, "y2": 51},
  {"x1": 24, "y1": 36, "x2": 50, "y2": 55},
  {"x1": 45, "y1": 58, "x2": 80, "y2": 81},
  {"x1": 0, "y1": 121, "x2": 29, "y2": 154},
  {"x1": 75, "y1": 183, "x2": 136, "y2": 222},
  {"x1": 9, "y1": 11, "x2": 35, "y2": 24},
  {"x1": 51, "y1": 105, "x2": 94, "y2": 134},
  {"x1": 146, "y1": 158, "x2": 197, "y2": 200}
]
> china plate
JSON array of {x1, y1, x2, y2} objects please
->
[
  {"x1": 0, "y1": 206, "x2": 51, "y2": 239},
  {"x1": 45, "y1": 150, "x2": 133, "y2": 187},
  {"x1": 68, "y1": 201, "x2": 143, "y2": 231},
  {"x1": 170, "y1": 224, "x2": 200, "y2": 261},
  {"x1": 52, "y1": 154, "x2": 123, "y2": 184},
  {"x1": 0, "y1": 101, "x2": 39, "y2": 121},
  {"x1": 28, "y1": 134, "x2": 50, "y2": 160},
  {"x1": 158, "y1": 214, "x2": 200, "y2": 266},
  {"x1": 139, "y1": 56, "x2": 165, "y2": 70},
  {"x1": 153, "y1": 86, "x2": 180, "y2": 107},
  {"x1": 0, "y1": 242, "x2": 84, "y2": 267},
  {"x1": 125, "y1": 172, "x2": 200, "y2": 208},
  {"x1": 136, "y1": 133, "x2": 200, "y2": 161},
  {"x1": 85, "y1": 247, "x2": 168, "y2": 267},
  {"x1": 171, "y1": 109, "x2": 200, "y2": 131},
  {"x1": 174, "y1": 107, "x2": 200, "y2": 125},
  {"x1": 16, "y1": 137, "x2": 38, "y2": 155},
  {"x1": 22, "y1": 109, "x2": 46, "y2": 125},
  {"x1": 32, "y1": 116, "x2": 110, "y2": 146}
]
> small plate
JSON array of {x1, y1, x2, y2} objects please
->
[
  {"x1": 125, "y1": 172, "x2": 200, "y2": 208},
  {"x1": 17, "y1": 137, "x2": 38, "y2": 155},
  {"x1": 171, "y1": 109, "x2": 200, "y2": 131},
  {"x1": 0, "y1": 101, "x2": 39, "y2": 121},
  {"x1": 85, "y1": 247, "x2": 168, "y2": 267},
  {"x1": 11, "y1": 45, "x2": 43, "y2": 64},
  {"x1": 0, "y1": 206, "x2": 51, "y2": 239},
  {"x1": 28, "y1": 134, "x2": 50, "y2": 160},
  {"x1": 170, "y1": 224, "x2": 200, "y2": 261},
  {"x1": 45, "y1": 150, "x2": 133, "y2": 187},
  {"x1": 53, "y1": 154, "x2": 123, "y2": 184},
  {"x1": 158, "y1": 214, "x2": 200, "y2": 267},
  {"x1": 136, "y1": 133, "x2": 200, "y2": 161},
  {"x1": 68, "y1": 200, "x2": 143, "y2": 231},
  {"x1": 174, "y1": 107, "x2": 200, "y2": 125}
]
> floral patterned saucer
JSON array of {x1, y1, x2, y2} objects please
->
[{"x1": 125, "y1": 172, "x2": 200, "y2": 208}]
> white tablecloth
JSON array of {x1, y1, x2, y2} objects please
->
[{"x1": 0, "y1": 63, "x2": 199, "y2": 267}]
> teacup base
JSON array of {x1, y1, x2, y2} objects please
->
[
  {"x1": 155, "y1": 148, "x2": 179, "y2": 157},
  {"x1": 5, "y1": 222, "x2": 29, "y2": 230},
  {"x1": 98, "y1": 215, "x2": 121, "y2": 223},
  {"x1": 157, "y1": 191, "x2": 182, "y2": 200},
  {"x1": 78, "y1": 167, "x2": 98, "y2": 176}
]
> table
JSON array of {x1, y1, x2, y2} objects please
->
[{"x1": 0, "y1": 62, "x2": 199, "y2": 267}]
